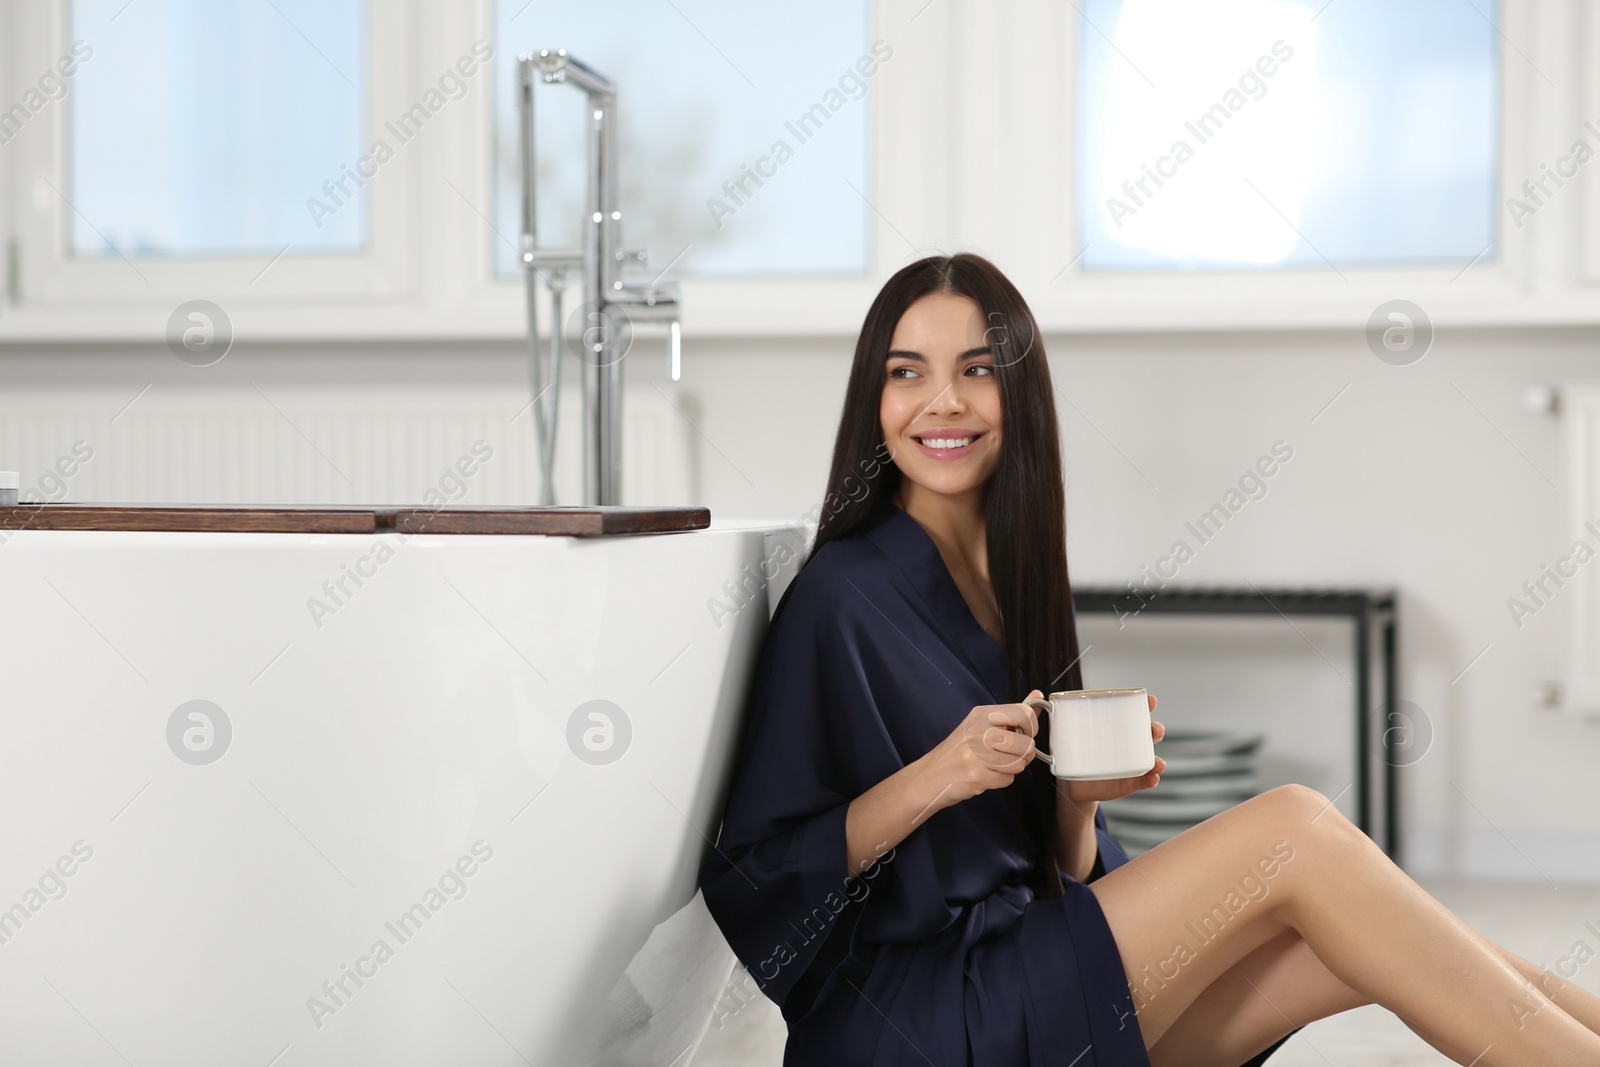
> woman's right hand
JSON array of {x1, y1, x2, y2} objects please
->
[{"x1": 914, "y1": 694, "x2": 1042, "y2": 810}]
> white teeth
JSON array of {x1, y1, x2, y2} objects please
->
[{"x1": 920, "y1": 436, "x2": 973, "y2": 449}]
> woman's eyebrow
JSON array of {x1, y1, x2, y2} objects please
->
[{"x1": 885, "y1": 346, "x2": 992, "y2": 362}]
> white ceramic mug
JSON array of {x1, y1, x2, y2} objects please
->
[{"x1": 1023, "y1": 687, "x2": 1156, "y2": 781}]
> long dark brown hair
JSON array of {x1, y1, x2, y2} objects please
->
[{"x1": 805, "y1": 252, "x2": 1084, "y2": 900}]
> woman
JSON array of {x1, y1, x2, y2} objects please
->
[{"x1": 697, "y1": 253, "x2": 1600, "y2": 1066}]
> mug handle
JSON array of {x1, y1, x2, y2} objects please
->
[{"x1": 1021, "y1": 696, "x2": 1053, "y2": 766}]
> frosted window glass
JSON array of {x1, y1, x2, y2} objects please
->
[
  {"x1": 493, "y1": 0, "x2": 873, "y2": 279},
  {"x1": 1076, "y1": 0, "x2": 1499, "y2": 270},
  {"x1": 69, "y1": 0, "x2": 365, "y2": 257}
]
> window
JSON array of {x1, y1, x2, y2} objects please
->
[
  {"x1": 69, "y1": 0, "x2": 366, "y2": 257},
  {"x1": 1075, "y1": 0, "x2": 1499, "y2": 271},
  {"x1": 491, "y1": 0, "x2": 875, "y2": 279}
]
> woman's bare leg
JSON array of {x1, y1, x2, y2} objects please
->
[
  {"x1": 1493, "y1": 947, "x2": 1600, "y2": 1037},
  {"x1": 1149, "y1": 928, "x2": 1600, "y2": 1067},
  {"x1": 1088, "y1": 784, "x2": 1600, "y2": 1064},
  {"x1": 1149, "y1": 930, "x2": 1367, "y2": 1067}
]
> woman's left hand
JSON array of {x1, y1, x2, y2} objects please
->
[{"x1": 1065, "y1": 692, "x2": 1165, "y2": 804}]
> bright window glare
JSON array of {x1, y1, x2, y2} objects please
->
[
  {"x1": 69, "y1": 0, "x2": 365, "y2": 257},
  {"x1": 493, "y1": 0, "x2": 873, "y2": 279},
  {"x1": 1077, "y1": 0, "x2": 1499, "y2": 270}
]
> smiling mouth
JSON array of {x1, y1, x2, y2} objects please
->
[{"x1": 913, "y1": 431, "x2": 984, "y2": 449}]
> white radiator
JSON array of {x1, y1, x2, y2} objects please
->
[
  {"x1": 1564, "y1": 383, "x2": 1600, "y2": 714},
  {"x1": 0, "y1": 382, "x2": 696, "y2": 508}
]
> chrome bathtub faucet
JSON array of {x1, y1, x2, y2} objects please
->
[{"x1": 517, "y1": 50, "x2": 683, "y2": 507}]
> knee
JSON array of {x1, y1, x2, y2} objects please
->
[
  {"x1": 1223, "y1": 787, "x2": 1363, "y2": 907},
  {"x1": 1267, "y1": 782, "x2": 1329, "y2": 813},
  {"x1": 1253, "y1": 783, "x2": 1348, "y2": 831}
]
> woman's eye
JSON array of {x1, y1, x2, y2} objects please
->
[{"x1": 887, "y1": 364, "x2": 993, "y2": 380}]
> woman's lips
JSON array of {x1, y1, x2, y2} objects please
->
[{"x1": 912, "y1": 431, "x2": 985, "y2": 460}]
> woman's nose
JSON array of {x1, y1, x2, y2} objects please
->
[{"x1": 923, "y1": 379, "x2": 968, "y2": 412}]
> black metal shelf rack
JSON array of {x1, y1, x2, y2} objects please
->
[{"x1": 1072, "y1": 585, "x2": 1402, "y2": 863}]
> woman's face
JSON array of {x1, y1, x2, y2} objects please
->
[{"x1": 880, "y1": 291, "x2": 1002, "y2": 501}]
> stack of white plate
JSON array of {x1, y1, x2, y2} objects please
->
[{"x1": 1101, "y1": 730, "x2": 1265, "y2": 857}]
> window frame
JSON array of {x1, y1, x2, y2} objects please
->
[
  {"x1": 3, "y1": 0, "x2": 419, "y2": 314},
  {"x1": 1023, "y1": 0, "x2": 1543, "y2": 332}
]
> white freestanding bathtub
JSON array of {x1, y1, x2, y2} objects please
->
[{"x1": 0, "y1": 512, "x2": 802, "y2": 1066}]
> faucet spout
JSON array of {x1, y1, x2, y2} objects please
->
[{"x1": 533, "y1": 49, "x2": 616, "y2": 97}]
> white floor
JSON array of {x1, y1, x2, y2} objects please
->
[{"x1": 692, "y1": 877, "x2": 1600, "y2": 1066}]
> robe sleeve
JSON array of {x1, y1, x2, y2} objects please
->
[{"x1": 698, "y1": 576, "x2": 894, "y2": 1011}]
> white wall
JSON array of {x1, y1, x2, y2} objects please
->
[{"x1": 4, "y1": 321, "x2": 1598, "y2": 879}]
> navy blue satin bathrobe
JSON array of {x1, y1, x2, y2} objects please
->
[{"x1": 699, "y1": 501, "x2": 1152, "y2": 1066}]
